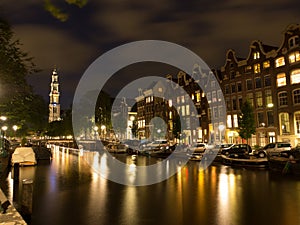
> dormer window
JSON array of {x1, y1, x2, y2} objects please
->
[
  {"x1": 289, "y1": 36, "x2": 299, "y2": 48},
  {"x1": 275, "y1": 57, "x2": 285, "y2": 67},
  {"x1": 254, "y1": 52, "x2": 260, "y2": 59},
  {"x1": 289, "y1": 51, "x2": 300, "y2": 64}
]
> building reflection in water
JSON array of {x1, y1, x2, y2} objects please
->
[
  {"x1": 217, "y1": 167, "x2": 238, "y2": 225},
  {"x1": 3, "y1": 148, "x2": 300, "y2": 225}
]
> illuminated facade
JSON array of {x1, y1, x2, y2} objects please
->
[
  {"x1": 135, "y1": 71, "x2": 210, "y2": 144},
  {"x1": 49, "y1": 68, "x2": 61, "y2": 122},
  {"x1": 220, "y1": 24, "x2": 300, "y2": 146}
]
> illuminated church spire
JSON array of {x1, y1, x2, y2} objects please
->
[{"x1": 49, "y1": 68, "x2": 61, "y2": 122}]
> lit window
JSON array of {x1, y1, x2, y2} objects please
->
[
  {"x1": 177, "y1": 96, "x2": 180, "y2": 104},
  {"x1": 245, "y1": 65, "x2": 252, "y2": 72},
  {"x1": 277, "y1": 73, "x2": 286, "y2": 87},
  {"x1": 233, "y1": 114, "x2": 238, "y2": 128},
  {"x1": 217, "y1": 90, "x2": 222, "y2": 101},
  {"x1": 212, "y1": 91, "x2": 217, "y2": 102},
  {"x1": 169, "y1": 111, "x2": 172, "y2": 119},
  {"x1": 263, "y1": 61, "x2": 270, "y2": 68},
  {"x1": 181, "y1": 95, "x2": 185, "y2": 103},
  {"x1": 168, "y1": 99, "x2": 172, "y2": 107},
  {"x1": 196, "y1": 93, "x2": 201, "y2": 102},
  {"x1": 278, "y1": 92, "x2": 288, "y2": 106},
  {"x1": 186, "y1": 105, "x2": 190, "y2": 116},
  {"x1": 191, "y1": 94, "x2": 194, "y2": 100},
  {"x1": 293, "y1": 89, "x2": 300, "y2": 104},
  {"x1": 254, "y1": 52, "x2": 260, "y2": 59},
  {"x1": 254, "y1": 64, "x2": 261, "y2": 73},
  {"x1": 169, "y1": 121, "x2": 173, "y2": 130},
  {"x1": 291, "y1": 69, "x2": 300, "y2": 84},
  {"x1": 265, "y1": 90, "x2": 273, "y2": 107},
  {"x1": 207, "y1": 93, "x2": 211, "y2": 103},
  {"x1": 289, "y1": 51, "x2": 300, "y2": 64},
  {"x1": 227, "y1": 115, "x2": 232, "y2": 128},
  {"x1": 181, "y1": 105, "x2": 185, "y2": 116},
  {"x1": 256, "y1": 92, "x2": 263, "y2": 108},
  {"x1": 275, "y1": 57, "x2": 285, "y2": 67},
  {"x1": 279, "y1": 113, "x2": 290, "y2": 134},
  {"x1": 295, "y1": 112, "x2": 300, "y2": 134}
]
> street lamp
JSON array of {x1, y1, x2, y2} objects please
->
[
  {"x1": 1, "y1": 126, "x2": 8, "y2": 139},
  {"x1": 101, "y1": 125, "x2": 106, "y2": 139},
  {"x1": 0, "y1": 117, "x2": 7, "y2": 152},
  {"x1": 93, "y1": 126, "x2": 99, "y2": 139},
  {"x1": 0, "y1": 116, "x2": 7, "y2": 121},
  {"x1": 12, "y1": 125, "x2": 18, "y2": 139},
  {"x1": 12, "y1": 125, "x2": 18, "y2": 131},
  {"x1": 218, "y1": 124, "x2": 225, "y2": 144}
]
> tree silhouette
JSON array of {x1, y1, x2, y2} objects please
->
[
  {"x1": 238, "y1": 100, "x2": 256, "y2": 144},
  {"x1": 0, "y1": 18, "x2": 47, "y2": 136}
]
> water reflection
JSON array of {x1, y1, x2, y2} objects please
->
[{"x1": 1, "y1": 150, "x2": 300, "y2": 225}]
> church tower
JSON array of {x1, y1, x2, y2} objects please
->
[{"x1": 49, "y1": 68, "x2": 61, "y2": 122}]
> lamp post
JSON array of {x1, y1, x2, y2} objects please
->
[
  {"x1": 13, "y1": 125, "x2": 18, "y2": 139},
  {"x1": 101, "y1": 125, "x2": 106, "y2": 139},
  {"x1": 93, "y1": 126, "x2": 99, "y2": 139},
  {"x1": 0, "y1": 116, "x2": 7, "y2": 153},
  {"x1": 218, "y1": 124, "x2": 225, "y2": 144}
]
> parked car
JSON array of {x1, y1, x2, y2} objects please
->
[
  {"x1": 214, "y1": 143, "x2": 234, "y2": 154},
  {"x1": 11, "y1": 147, "x2": 37, "y2": 166},
  {"x1": 221, "y1": 144, "x2": 252, "y2": 158},
  {"x1": 106, "y1": 142, "x2": 128, "y2": 153},
  {"x1": 122, "y1": 140, "x2": 141, "y2": 155},
  {"x1": 142, "y1": 140, "x2": 169, "y2": 152},
  {"x1": 187, "y1": 143, "x2": 207, "y2": 154},
  {"x1": 257, "y1": 142, "x2": 291, "y2": 158}
]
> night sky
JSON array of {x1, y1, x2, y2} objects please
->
[{"x1": 1, "y1": 0, "x2": 300, "y2": 108}]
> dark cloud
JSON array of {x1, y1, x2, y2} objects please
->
[{"x1": 1, "y1": 0, "x2": 300, "y2": 108}]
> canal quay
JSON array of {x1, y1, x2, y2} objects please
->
[{"x1": 1, "y1": 146, "x2": 300, "y2": 225}]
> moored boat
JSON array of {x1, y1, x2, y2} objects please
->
[
  {"x1": 11, "y1": 147, "x2": 37, "y2": 166},
  {"x1": 268, "y1": 156, "x2": 300, "y2": 175},
  {"x1": 106, "y1": 142, "x2": 127, "y2": 154},
  {"x1": 221, "y1": 155, "x2": 268, "y2": 168}
]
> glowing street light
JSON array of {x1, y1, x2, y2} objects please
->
[
  {"x1": 12, "y1": 125, "x2": 18, "y2": 131},
  {"x1": 93, "y1": 126, "x2": 99, "y2": 139},
  {"x1": 101, "y1": 125, "x2": 106, "y2": 139},
  {"x1": 0, "y1": 116, "x2": 7, "y2": 121},
  {"x1": 1, "y1": 126, "x2": 8, "y2": 131}
]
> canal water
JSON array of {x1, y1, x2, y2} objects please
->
[{"x1": 1, "y1": 149, "x2": 300, "y2": 225}]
